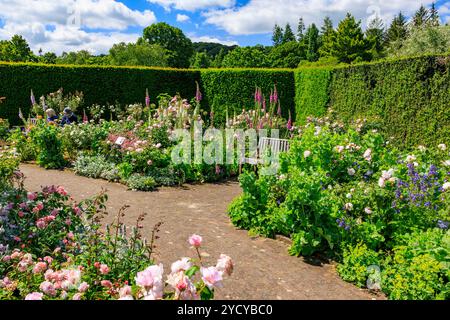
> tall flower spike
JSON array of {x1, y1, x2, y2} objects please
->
[
  {"x1": 196, "y1": 82, "x2": 202, "y2": 102},
  {"x1": 273, "y1": 84, "x2": 278, "y2": 103},
  {"x1": 145, "y1": 89, "x2": 150, "y2": 107},
  {"x1": 30, "y1": 89, "x2": 36, "y2": 106},
  {"x1": 277, "y1": 101, "x2": 282, "y2": 117},
  {"x1": 287, "y1": 110, "x2": 292, "y2": 131}
]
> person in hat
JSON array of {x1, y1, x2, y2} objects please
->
[
  {"x1": 45, "y1": 108, "x2": 59, "y2": 123},
  {"x1": 60, "y1": 107, "x2": 78, "y2": 126}
]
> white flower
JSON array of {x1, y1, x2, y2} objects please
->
[
  {"x1": 364, "y1": 207, "x2": 373, "y2": 214},
  {"x1": 346, "y1": 193, "x2": 352, "y2": 199},
  {"x1": 381, "y1": 169, "x2": 394, "y2": 180},
  {"x1": 335, "y1": 146, "x2": 344, "y2": 153},
  {"x1": 417, "y1": 145, "x2": 426, "y2": 152},
  {"x1": 406, "y1": 155, "x2": 416, "y2": 163},
  {"x1": 443, "y1": 182, "x2": 450, "y2": 191},
  {"x1": 438, "y1": 144, "x2": 447, "y2": 151},
  {"x1": 347, "y1": 168, "x2": 356, "y2": 176},
  {"x1": 344, "y1": 203, "x2": 353, "y2": 211},
  {"x1": 443, "y1": 160, "x2": 450, "y2": 167},
  {"x1": 363, "y1": 148, "x2": 372, "y2": 161},
  {"x1": 304, "y1": 150, "x2": 311, "y2": 158},
  {"x1": 378, "y1": 177, "x2": 386, "y2": 188}
]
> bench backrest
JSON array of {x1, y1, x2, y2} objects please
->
[{"x1": 259, "y1": 137, "x2": 290, "y2": 156}]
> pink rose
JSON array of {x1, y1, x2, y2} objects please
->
[
  {"x1": 36, "y1": 219, "x2": 47, "y2": 229},
  {"x1": 171, "y1": 257, "x2": 192, "y2": 274},
  {"x1": 188, "y1": 234, "x2": 202, "y2": 248},
  {"x1": 67, "y1": 232, "x2": 75, "y2": 240},
  {"x1": 216, "y1": 254, "x2": 234, "y2": 277},
  {"x1": 101, "y1": 280, "x2": 113, "y2": 288},
  {"x1": 43, "y1": 256, "x2": 53, "y2": 265},
  {"x1": 39, "y1": 281, "x2": 56, "y2": 297},
  {"x1": 27, "y1": 192, "x2": 37, "y2": 201},
  {"x1": 99, "y1": 264, "x2": 109, "y2": 275},
  {"x1": 200, "y1": 267, "x2": 223, "y2": 289},
  {"x1": 119, "y1": 285, "x2": 132, "y2": 298},
  {"x1": 56, "y1": 186, "x2": 68, "y2": 196},
  {"x1": 25, "y1": 292, "x2": 43, "y2": 300},
  {"x1": 2, "y1": 255, "x2": 11, "y2": 262},
  {"x1": 33, "y1": 262, "x2": 48, "y2": 274},
  {"x1": 78, "y1": 282, "x2": 89, "y2": 293},
  {"x1": 72, "y1": 293, "x2": 82, "y2": 300}
]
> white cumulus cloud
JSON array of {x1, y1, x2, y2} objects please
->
[
  {"x1": 147, "y1": 0, "x2": 236, "y2": 12},
  {"x1": 203, "y1": 0, "x2": 440, "y2": 35},
  {"x1": 176, "y1": 14, "x2": 190, "y2": 23},
  {"x1": 189, "y1": 34, "x2": 238, "y2": 46},
  {"x1": 0, "y1": 0, "x2": 156, "y2": 54}
]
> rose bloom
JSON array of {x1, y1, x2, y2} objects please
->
[
  {"x1": 101, "y1": 280, "x2": 113, "y2": 288},
  {"x1": 188, "y1": 234, "x2": 203, "y2": 248},
  {"x1": 135, "y1": 264, "x2": 164, "y2": 292},
  {"x1": 216, "y1": 254, "x2": 234, "y2": 277},
  {"x1": 171, "y1": 258, "x2": 192, "y2": 274},
  {"x1": 200, "y1": 267, "x2": 223, "y2": 289},
  {"x1": 27, "y1": 192, "x2": 37, "y2": 201},
  {"x1": 78, "y1": 282, "x2": 89, "y2": 293},
  {"x1": 56, "y1": 186, "x2": 68, "y2": 196},
  {"x1": 72, "y1": 293, "x2": 82, "y2": 300},
  {"x1": 39, "y1": 281, "x2": 56, "y2": 297},
  {"x1": 99, "y1": 264, "x2": 109, "y2": 275},
  {"x1": 25, "y1": 292, "x2": 43, "y2": 300},
  {"x1": 33, "y1": 262, "x2": 48, "y2": 274}
]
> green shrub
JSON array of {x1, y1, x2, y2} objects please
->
[
  {"x1": 126, "y1": 174, "x2": 157, "y2": 191},
  {"x1": 294, "y1": 68, "x2": 331, "y2": 124},
  {"x1": 382, "y1": 229, "x2": 449, "y2": 300},
  {"x1": 73, "y1": 154, "x2": 119, "y2": 181},
  {"x1": 0, "y1": 118, "x2": 9, "y2": 140},
  {"x1": 0, "y1": 152, "x2": 19, "y2": 191},
  {"x1": 7, "y1": 128, "x2": 37, "y2": 161},
  {"x1": 328, "y1": 55, "x2": 450, "y2": 148},
  {"x1": 31, "y1": 124, "x2": 66, "y2": 169},
  {"x1": 201, "y1": 68, "x2": 296, "y2": 125},
  {"x1": 337, "y1": 242, "x2": 381, "y2": 288}
]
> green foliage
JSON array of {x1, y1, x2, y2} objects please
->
[
  {"x1": 0, "y1": 118, "x2": 9, "y2": 140},
  {"x1": 282, "y1": 24, "x2": 296, "y2": 44},
  {"x1": 319, "y1": 17, "x2": 336, "y2": 58},
  {"x1": 31, "y1": 124, "x2": 66, "y2": 169},
  {"x1": 272, "y1": 24, "x2": 284, "y2": 46},
  {"x1": 7, "y1": 128, "x2": 37, "y2": 161},
  {"x1": 328, "y1": 54, "x2": 450, "y2": 148},
  {"x1": 304, "y1": 24, "x2": 320, "y2": 62},
  {"x1": 0, "y1": 62, "x2": 200, "y2": 124},
  {"x1": 0, "y1": 35, "x2": 36, "y2": 63},
  {"x1": 382, "y1": 229, "x2": 449, "y2": 300},
  {"x1": 191, "y1": 52, "x2": 212, "y2": 69},
  {"x1": 221, "y1": 46, "x2": 270, "y2": 68},
  {"x1": 337, "y1": 242, "x2": 380, "y2": 288},
  {"x1": 0, "y1": 152, "x2": 19, "y2": 191},
  {"x1": 73, "y1": 154, "x2": 119, "y2": 181},
  {"x1": 141, "y1": 22, "x2": 194, "y2": 68},
  {"x1": 126, "y1": 174, "x2": 157, "y2": 191},
  {"x1": 332, "y1": 13, "x2": 370, "y2": 63},
  {"x1": 268, "y1": 42, "x2": 306, "y2": 68},
  {"x1": 294, "y1": 68, "x2": 331, "y2": 123},
  {"x1": 108, "y1": 42, "x2": 169, "y2": 67},
  {"x1": 201, "y1": 68, "x2": 296, "y2": 124}
]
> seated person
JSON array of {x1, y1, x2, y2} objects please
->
[
  {"x1": 60, "y1": 108, "x2": 78, "y2": 126},
  {"x1": 45, "y1": 108, "x2": 59, "y2": 123}
]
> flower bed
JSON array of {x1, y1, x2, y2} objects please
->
[
  {"x1": 0, "y1": 174, "x2": 233, "y2": 300},
  {"x1": 228, "y1": 112, "x2": 450, "y2": 300}
]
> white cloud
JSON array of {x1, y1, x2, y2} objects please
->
[
  {"x1": 176, "y1": 14, "x2": 190, "y2": 23},
  {"x1": 189, "y1": 34, "x2": 238, "y2": 46},
  {"x1": 147, "y1": 0, "x2": 236, "y2": 12},
  {"x1": 203, "y1": 0, "x2": 439, "y2": 35},
  {"x1": 0, "y1": 0, "x2": 156, "y2": 54}
]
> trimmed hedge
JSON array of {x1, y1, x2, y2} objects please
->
[
  {"x1": 294, "y1": 67, "x2": 331, "y2": 123},
  {"x1": 328, "y1": 55, "x2": 450, "y2": 148},
  {"x1": 200, "y1": 69, "x2": 296, "y2": 124},
  {"x1": 0, "y1": 62, "x2": 200, "y2": 124}
]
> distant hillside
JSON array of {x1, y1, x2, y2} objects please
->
[{"x1": 193, "y1": 42, "x2": 238, "y2": 58}]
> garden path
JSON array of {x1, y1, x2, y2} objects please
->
[{"x1": 20, "y1": 164, "x2": 382, "y2": 300}]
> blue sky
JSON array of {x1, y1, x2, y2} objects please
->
[{"x1": 0, "y1": 0, "x2": 449, "y2": 54}]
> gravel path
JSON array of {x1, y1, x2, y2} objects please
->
[{"x1": 20, "y1": 163, "x2": 381, "y2": 300}]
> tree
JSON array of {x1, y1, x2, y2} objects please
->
[
  {"x1": 366, "y1": 16, "x2": 385, "y2": 59},
  {"x1": 56, "y1": 50, "x2": 94, "y2": 65},
  {"x1": 429, "y1": 2, "x2": 440, "y2": 27},
  {"x1": 221, "y1": 46, "x2": 269, "y2": 68},
  {"x1": 332, "y1": 13, "x2": 370, "y2": 63},
  {"x1": 0, "y1": 35, "x2": 35, "y2": 62},
  {"x1": 108, "y1": 42, "x2": 169, "y2": 67},
  {"x1": 412, "y1": 5, "x2": 429, "y2": 28},
  {"x1": 211, "y1": 48, "x2": 226, "y2": 68},
  {"x1": 319, "y1": 17, "x2": 336, "y2": 57},
  {"x1": 268, "y1": 41, "x2": 306, "y2": 68},
  {"x1": 191, "y1": 52, "x2": 211, "y2": 69},
  {"x1": 386, "y1": 12, "x2": 409, "y2": 51},
  {"x1": 392, "y1": 25, "x2": 450, "y2": 57},
  {"x1": 272, "y1": 24, "x2": 284, "y2": 46},
  {"x1": 283, "y1": 23, "x2": 296, "y2": 43},
  {"x1": 304, "y1": 24, "x2": 320, "y2": 62},
  {"x1": 141, "y1": 22, "x2": 193, "y2": 68},
  {"x1": 297, "y1": 18, "x2": 306, "y2": 42},
  {"x1": 40, "y1": 52, "x2": 57, "y2": 64}
]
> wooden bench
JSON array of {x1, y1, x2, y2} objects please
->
[{"x1": 240, "y1": 137, "x2": 291, "y2": 172}]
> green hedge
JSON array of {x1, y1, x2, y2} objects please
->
[
  {"x1": 200, "y1": 69, "x2": 296, "y2": 124},
  {"x1": 0, "y1": 62, "x2": 200, "y2": 124},
  {"x1": 294, "y1": 67, "x2": 331, "y2": 123},
  {"x1": 328, "y1": 55, "x2": 450, "y2": 148}
]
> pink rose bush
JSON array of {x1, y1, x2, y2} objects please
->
[{"x1": 0, "y1": 182, "x2": 233, "y2": 300}]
